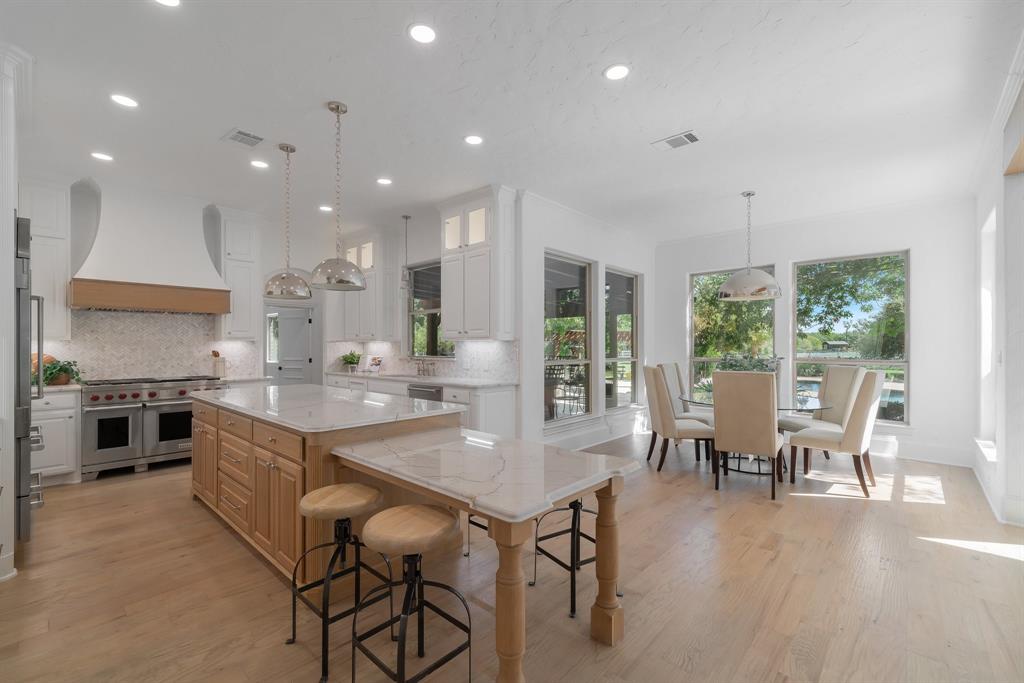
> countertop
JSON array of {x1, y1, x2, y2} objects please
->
[
  {"x1": 324, "y1": 372, "x2": 517, "y2": 389},
  {"x1": 332, "y1": 426, "x2": 641, "y2": 523},
  {"x1": 221, "y1": 376, "x2": 273, "y2": 384},
  {"x1": 40, "y1": 383, "x2": 81, "y2": 393},
  {"x1": 190, "y1": 383, "x2": 466, "y2": 433}
]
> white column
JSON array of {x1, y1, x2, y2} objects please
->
[{"x1": 0, "y1": 42, "x2": 32, "y2": 582}]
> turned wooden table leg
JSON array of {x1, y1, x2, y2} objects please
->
[
  {"x1": 489, "y1": 519, "x2": 533, "y2": 683},
  {"x1": 591, "y1": 476, "x2": 625, "y2": 646}
]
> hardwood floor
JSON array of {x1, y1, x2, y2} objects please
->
[{"x1": 2, "y1": 435, "x2": 1021, "y2": 682}]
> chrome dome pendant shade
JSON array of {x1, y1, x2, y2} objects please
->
[
  {"x1": 311, "y1": 101, "x2": 366, "y2": 292},
  {"x1": 718, "y1": 191, "x2": 782, "y2": 302},
  {"x1": 264, "y1": 143, "x2": 312, "y2": 300}
]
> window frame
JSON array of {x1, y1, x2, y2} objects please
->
[
  {"x1": 604, "y1": 267, "x2": 639, "y2": 410},
  {"x1": 790, "y1": 250, "x2": 910, "y2": 425},
  {"x1": 407, "y1": 260, "x2": 454, "y2": 360},
  {"x1": 688, "y1": 264, "x2": 777, "y2": 398},
  {"x1": 265, "y1": 312, "x2": 279, "y2": 364},
  {"x1": 544, "y1": 252, "x2": 593, "y2": 425}
]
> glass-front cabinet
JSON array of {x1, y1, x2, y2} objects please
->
[{"x1": 442, "y1": 202, "x2": 489, "y2": 253}]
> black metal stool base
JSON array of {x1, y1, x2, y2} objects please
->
[
  {"x1": 353, "y1": 554, "x2": 472, "y2": 683},
  {"x1": 529, "y1": 499, "x2": 600, "y2": 618},
  {"x1": 285, "y1": 517, "x2": 395, "y2": 682}
]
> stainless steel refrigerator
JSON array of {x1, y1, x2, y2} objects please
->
[{"x1": 14, "y1": 213, "x2": 43, "y2": 541}]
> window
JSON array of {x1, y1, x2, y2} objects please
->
[
  {"x1": 605, "y1": 269, "x2": 637, "y2": 409},
  {"x1": 690, "y1": 267, "x2": 775, "y2": 401},
  {"x1": 265, "y1": 312, "x2": 279, "y2": 363},
  {"x1": 409, "y1": 263, "x2": 454, "y2": 358},
  {"x1": 794, "y1": 252, "x2": 908, "y2": 423},
  {"x1": 544, "y1": 254, "x2": 590, "y2": 423}
]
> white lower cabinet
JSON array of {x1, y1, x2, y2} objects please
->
[{"x1": 31, "y1": 390, "x2": 81, "y2": 484}]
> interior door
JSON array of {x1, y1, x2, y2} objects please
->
[{"x1": 264, "y1": 306, "x2": 312, "y2": 384}]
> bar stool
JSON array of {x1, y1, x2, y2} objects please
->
[
  {"x1": 352, "y1": 504, "x2": 472, "y2": 683},
  {"x1": 285, "y1": 483, "x2": 395, "y2": 683},
  {"x1": 528, "y1": 498, "x2": 598, "y2": 618}
]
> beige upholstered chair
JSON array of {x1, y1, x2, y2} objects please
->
[
  {"x1": 789, "y1": 370, "x2": 885, "y2": 497},
  {"x1": 779, "y1": 366, "x2": 866, "y2": 446},
  {"x1": 657, "y1": 362, "x2": 714, "y2": 426},
  {"x1": 644, "y1": 366, "x2": 715, "y2": 472},
  {"x1": 711, "y1": 371, "x2": 785, "y2": 499}
]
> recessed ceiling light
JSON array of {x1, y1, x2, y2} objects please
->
[
  {"x1": 464, "y1": 135, "x2": 483, "y2": 145},
  {"x1": 376, "y1": 177, "x2": 393, "y2": 185},
  {"x1": 319, "y1": 205, "x2": 333, "y2": 212},
  {"x1": 90, "y1": 152, "x2": 113, "y2": 161},
  {"x1": 408, "y1": 24, "x2": 436, "y2": 44},
  {"x1": 250, "y1": 160, "x2": 269, "y2": 169},
  {"x1": 110, "y1": 94, "x2": 138, "y2": 108},
  {"x1": 154, "y1": 0, "x2": 180, "y2": 6},
  {"x1": 603, "y1": 64, "x2": 630, "y2": 81}
]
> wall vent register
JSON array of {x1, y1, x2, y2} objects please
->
[{"x1": 221, "y1": 127, "x2": 265, "y2": 147}]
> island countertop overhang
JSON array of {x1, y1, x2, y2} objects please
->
[{"x1": 190, "y1": 383, "x2": 466, "y2": 434}]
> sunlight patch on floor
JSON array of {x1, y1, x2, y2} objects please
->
[
  {"x1": 917, "y1": 537, "x2": 1024, "y2": 562},
  {"x1": 902, "y1": 475, "x2": 945, "y2": 504}
]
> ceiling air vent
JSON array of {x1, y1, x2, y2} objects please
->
[
  {"x1": 651, "y1": 130, "x2": 700, "y2": 151},
  {"x1": 221, "y1": 128, "x2": 264, "y2": 147}
]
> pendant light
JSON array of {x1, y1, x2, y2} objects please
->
[
  {"x1": 717, "y1": 191, "x2": 781, "y2": 302},
  {"x1": 310, "y1": 101, "x2": 366, "y2": 291},
  {"x1": 264, "y1": 143, "x2": 312, "y2": 299}
]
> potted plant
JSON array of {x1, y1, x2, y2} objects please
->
[
  {"x1": 34, "y1": 358, "x2": 83, "y2": 386},
  {"x1": 340, "y1": 351, "x2": 361, "y2": 373}
]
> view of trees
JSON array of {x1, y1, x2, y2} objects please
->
[{"x1": 692, "y1": 270, "x2": 775, "y2": 358}]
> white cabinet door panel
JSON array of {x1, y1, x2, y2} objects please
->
[
  {"x1": 223, "y1": 259, "x2": 255, "y2": 338},
  {"x1": 463, "y1": 249, "x2": 490, "y2": 337},
  {"x1": 224, "y1": 220, "x2": 256, "y2": 261},
  {"x1": 358, "y1": 272, "x2": 377, "y2": 339},
  {"x1": 440, "y1": 254, "x2": 465, "y2": 338},
  {"x1": 32, "y1": 410, "x2": 77, "y2": 476},
  {"x1": 343, "y1": 291, "x2": 360, "y2": 340},
  {"x1": 31, "y1": 234, "x2": 70, "y2": 341}
]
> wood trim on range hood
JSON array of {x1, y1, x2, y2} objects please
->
[{"x1": 68, "y1": 278, "x2": 230, "y2": 314}]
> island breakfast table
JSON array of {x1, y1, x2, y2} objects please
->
[{"x1": 332, "y1": 425, "x2": 641, "y2": 683}]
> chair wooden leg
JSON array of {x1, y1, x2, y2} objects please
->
[
  {"x1": 722, "y1": 451, "x2": 729, "y2": 476},
  {"x1": 852, "y1": 455, "x2": 870, "y2": 498},
  {"x1": 789, "y1": 445, "x2": 796, "y2": 484},
  {"x1": 770, "y1": 459, "x2": 776, "y2": 500},
  {"x1": 862, "y1": 449, "x2": 876, "y2": 486},
  {"x1": 823, "y1": 449, "x2": 830, "y2": 460},
  {"x1": 712, "y1": 450, "x2": 719, "y2": 490},
  {"x1": 776, "y1": 449, "x2": 783, "y2": 483},
  {"x1": 803, "y1": 447, "x2": 810, "y2": 474},
  {"x1": 705, "y1": 440, "x2": 711, "y2": 461},
  {"x1": 694, "y1": 440, "x2": 701, "y2": 463},
  {"x1": 657, "y1": 438, "x2": 669, "y2": 472},
  {"x1": 647, "y1": 431, "x2": 658, "y2": 461}
]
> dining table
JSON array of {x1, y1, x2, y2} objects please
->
[{"x1": 331, "y1": 425, "x2": 641, "y2": 682}]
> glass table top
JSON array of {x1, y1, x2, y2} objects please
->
[{"x1": 682, "y1": 395, "x2": 831, "y2": 412}]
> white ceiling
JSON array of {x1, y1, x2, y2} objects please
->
[{"x1": 3, "y1": 1, "x2": 1022, "y2": 243}]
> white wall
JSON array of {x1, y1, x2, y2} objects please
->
[
  {"x1": 517, "y1": 191, "x2": 656, "y2": 446},
  {"x1": 653, "y1": 197, "x2": 977, "y2": 468}
]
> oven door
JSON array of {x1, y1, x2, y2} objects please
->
[
  {"x1": 143, "y1": 400, "x2": 194, "y2": 457},
  {"x1": 82, "y1": 403, "x2": 143, "y2": 467}
]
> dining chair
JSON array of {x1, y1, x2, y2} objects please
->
[
  {"x1": 643, "y1": 366, "x2": 715, "y2": 472},
  {"x1": 657, "y1": 361, "x2": 714, "y2": 427},
  {"x1": 711, "y1": 371, "x2": 785, "y2": 499},
  {"x1": 779, "y1": 366, "x2": 866, "y2": 467},
  {"x1": 789, "y1": 370, "x2": 885, "y2": 497}
]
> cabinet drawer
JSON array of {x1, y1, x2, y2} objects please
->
[
  {"x1": 443, "y1": 387, "x2": 470, "y2": 404},
  {"x1": 193, "y1": 402, "x2": 218, "y2": 426},
  {"x1": 218, "y1": 409, "x2": 252, "y2": 440},
  {"x1": 36, "y1": 392, "x2": 78, "y2": 411},
  {"x1": 325, "y1": 374, "x2": 348, "y2": 388},
  {"x1": 253, "y1": 421, "x2": 303, "y2": 462},
  {"x1": 218, "y1": 474, "x2": 252, "y2": 533},
  {"x1": 218, "y1": 432, "x2": 253, "y2": 489}
]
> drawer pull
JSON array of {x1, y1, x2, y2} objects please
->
[
  {"x1": 266, "y1": 435, "x2": 277, "y2": 443},
  {"x1": 220, "y1": 496, "x2": 241, "y2": 512},
  {"x1": 222, "y1": 452, "x2": 241, "y2": 464},
  {"x1": 226, "y1": 419, "x2": 235, "y2": 426}
]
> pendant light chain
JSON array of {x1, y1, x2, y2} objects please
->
[
  {"x1": 745, "y1": 192, "x2": 752, "y2": 275},
  {"x1": 333, "y1": 107, "x2": 343, "y2": 259},
  {"x1": 284, "y1": 147, "x2": 292, "y2": 269}
]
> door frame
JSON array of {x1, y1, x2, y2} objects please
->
[{"x1": 262, "y1": 283, "x2": 324, "y2": 385}]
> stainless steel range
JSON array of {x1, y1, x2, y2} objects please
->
[{"x1": 80, "y1": 376, "x2": 225, "y2": 479}]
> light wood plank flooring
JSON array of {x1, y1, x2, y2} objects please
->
[{"x1": 1, "y1": 435, "x2": 1021, "y2": 682}]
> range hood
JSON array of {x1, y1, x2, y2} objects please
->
[{"x1": 69, "y1": 182, "x2": 230, "y2": 314}]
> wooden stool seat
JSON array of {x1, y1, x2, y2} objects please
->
[
  {"x1": 362, "y1": 505, "x2": 459, "y2": 557},
  {"x1": 298, "y1": 483, "x2": 383, "y2": 521}
]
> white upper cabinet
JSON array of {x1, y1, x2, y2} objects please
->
[
  {"x1": 19, "y1": 180, "x2": 70, "y2": 341},
  {"x1": 437, "y1": 185, "x2": 515, "y2": 341},
  {"x1": 223, "y1": 219, "x2": 257, "y2": 262},
  {"x1": 322, "y1": 231, "x2": 397, "y2": 342},
  {"x1": 207, "y1": 206, "x2": 261, "y2": 341}
]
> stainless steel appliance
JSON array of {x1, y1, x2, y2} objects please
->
[
  {"x1": 14, "y1": 214, "x2": 44, "y2": 540},
  {"x1": 407, "y1": 383, "x2": 444, "y2": 401},
  {"x1": 80, "y1": 376, "x2": 224, "y2": 479}
]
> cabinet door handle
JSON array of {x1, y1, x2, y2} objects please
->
[
  {"x1": 226, "y1": 419, "x2": 235, "y2": 426},
  {"x1": 257, "y1": 460, "x2": 270, "y2": 470},
  {"x1": 220, "y1": 496, "x2": 241, "y2": 512},
  {"x1": 266, "y1": 435, "x2": 277, "y2": 443},
  {"x1": 222, "y1": 452, "x2": 241, "y2": 464}
]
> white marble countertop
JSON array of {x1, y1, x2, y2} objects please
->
[
  {"x1": 40, "y1": 383, "x2": 82, "y2": 393},
  {"x1": 332, "y1": 427, "x2": 641, "y2": 523},
  {"x1": 221, "y1": 376, "x2": 273, "y2": 384},
  {"x1": 324, "y1": 372, "x2": 517, "y2": 389},
  {"x1": 191, "y1": 383, "x2": 466, "y2": 433}
]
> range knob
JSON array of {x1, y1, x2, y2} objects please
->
[
  {"x1": 131, "y1": 392, "x2": 140, "y2": 399},
  {"x1": 104, "y1": 394, "x2": 114, "y2": 401},
  {"x1": 148, "y1": 391, "x2": 158, "y2": 398},
  {"x1": 90, "y1": 395, "x2": 100, "y2": 402},
  {"x1": 118, "y1": 393, "x2": 127, "y2": 400},
  {"x1": 178, "y1": 389, "x2": 188, "y2": 396}
]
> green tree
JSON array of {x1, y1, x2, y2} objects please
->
[{"x1": 692, "y1": 271, "x2": 774, "y2": 357}]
